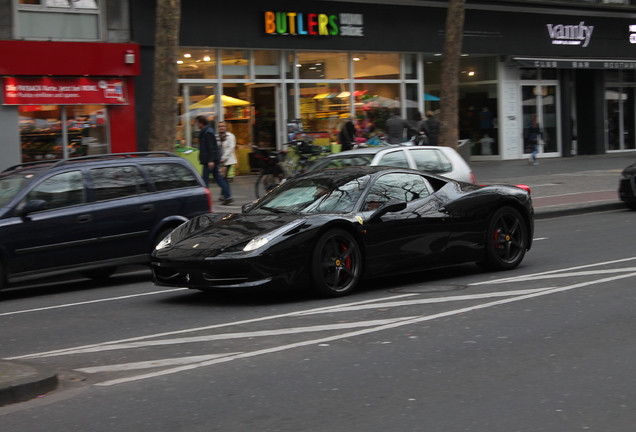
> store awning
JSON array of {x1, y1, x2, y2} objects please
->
[
  {"x1": 424, "y1": 93, "x2": 440, "y2": 101},
  {"x1": 189, "y1": 94, "x2": 250, "y2": 109},
  {"x1": 512, "y1": 57, "x2": 636, "y2": 70}
]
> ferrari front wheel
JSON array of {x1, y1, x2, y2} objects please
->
[
  {"x1": 311, "y1": 229, "x2": 362, "y2": 297},
  {"x1": 480, "y1": 206, "x2": 528, "y2": 271}
]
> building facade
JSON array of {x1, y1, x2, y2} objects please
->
[
  {"x1": 0, "y1": 0, "x2": 139, "y2": 171},
  {"x1": 135, "y1": 0, "x2": 636, "y2": 169}
]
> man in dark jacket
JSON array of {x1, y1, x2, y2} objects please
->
[
  {"x1": 195, "y1": 115, "x2": 233, "y2": 204},
  {"x1": 385, "y1": 107, "x2": 417, "y2": 145}
]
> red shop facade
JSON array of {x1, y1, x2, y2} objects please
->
[{"x1": 0, "y1": 40, "x2": 140, "y2": 170}]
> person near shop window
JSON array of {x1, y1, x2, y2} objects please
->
[
  {"x1": 217, "y1": 121, "x2": 237, "y2": 183},
  {"x1": 419, "y1": 110, "x2": 440, "y2": 146},
  {"x1": 195, "y1": 115, "x2": 233, "y2": 204},
  {"x1": 525, "y1": 114, "x2": 543, "y2": 166},
  {"x1": 385, "y1": 107, "x2": 418, "y2": 145},
  {"x1": 338, "y1": 116, "x2": 356, "y2": 151}
]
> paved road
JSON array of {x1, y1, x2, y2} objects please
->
[{"x1": 2, "y1": 211, "x2": 636, "y2": 431}]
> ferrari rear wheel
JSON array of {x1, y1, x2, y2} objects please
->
[
  {"x1": 480, "y1": 206, "x2": 527, "y2": 271},
  {"x1": 311, "y1": 229, "x2": 362, "y2": 297}
]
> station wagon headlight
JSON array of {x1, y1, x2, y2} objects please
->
[
  {"x1": 155, "y1": 234, "x2": 172, "y2": 250},
  {"x1": 243, "y1": 220, "x2": 305, "y2": 252}
]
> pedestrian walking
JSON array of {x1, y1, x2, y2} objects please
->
[
  {"x1": 385, "y1": 107, "x2": 417, "y2": 144},
  {"x1": 195, "y1": 115, "x2": 233, "y2": 204},
  {"x1": 217, "y1": 121, "x2": 237, "y2": 183},
  {"x1": 525, "y1": 114, "x2": 543, "y2": 165},
  {"x1": 338, "y1": 116, "x2": 356, "y2": 151},
  {"x1": 419, "y1": 110, "x2": 440, "y2": 146}
]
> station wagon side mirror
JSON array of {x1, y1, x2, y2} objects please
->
[
  {"x1": 20, "y1": 199, "x2": 48, "y2": 216},
  {"x1": 368, "y1": 200, "x2": 407, "y2": 223}
]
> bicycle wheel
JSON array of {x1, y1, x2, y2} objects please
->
[{"x1": 255, "y1": 172, "x2": 283, "y2": 198}]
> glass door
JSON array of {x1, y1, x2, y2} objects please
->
[
  {"x1": 249, "y1": 85, "x2": 279, "y2": 150},
  {"x1": 606, "y1": 86, "x2": 635, "y2": 151},
  {"x1": 522, "y1": 84, "x2": 560, "y2": 156}
]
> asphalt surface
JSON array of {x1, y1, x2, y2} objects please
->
[{"x1": 1, "y1": 150, "x2": 635, "y2": 406}]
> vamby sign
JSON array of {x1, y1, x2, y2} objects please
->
[
  {"x1": 546, "y1": 21, "x2": 594, "y2": 47},
  {"x1": 630, "y1": 25, "x2": 636, "y2": 44}
]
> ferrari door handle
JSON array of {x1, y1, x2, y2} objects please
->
[
  {"x1": 141, "y1": 204, "x2": 154, "y2": 212},
  {"x1": 77, "y1": 214, "x2": 92, "y2": 223}
]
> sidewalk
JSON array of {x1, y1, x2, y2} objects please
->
[{"x1": 2, "y1": 151, "x2": 635, "y2": 406}]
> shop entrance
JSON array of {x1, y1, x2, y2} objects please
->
[
  {"x1": 249, "y1": 85, "x2": 278, "y2": 150},
  {"x1": 521, "y1": 84, "x2": 560, "y2": 158}
]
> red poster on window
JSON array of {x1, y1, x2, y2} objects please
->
[{"x1": 2, "y1": 77, "x2": 128, "y2": 105}]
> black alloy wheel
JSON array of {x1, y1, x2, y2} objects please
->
[
  {"x1": 480, "y1": 206, "x2": 528, "y2": 271},
  {"x1": 311, "y1": 229, "x2": 362, "y2": 297}
]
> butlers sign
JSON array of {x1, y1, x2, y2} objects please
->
[{"x1": 264, "y1": 11, "x2": 364, "y2": 37}]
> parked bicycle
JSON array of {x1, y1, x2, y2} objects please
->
[
  {"x1": 253, "y1": 139, "x2": 331, "y2": 198},
  {"x1": 252, "y1": 146, "x2": 286, "y2": 199}
]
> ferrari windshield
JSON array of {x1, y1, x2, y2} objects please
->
[
  {"x1": 0, "y1": 170, "x2": 39, "y2": 207},
  {"x1": 248, "y1": 175, "x2": 371, "y2": 214}
]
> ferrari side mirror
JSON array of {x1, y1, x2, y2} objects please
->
[{"x1": 368, "y1": 201, "x2": 407, "y2": 223}]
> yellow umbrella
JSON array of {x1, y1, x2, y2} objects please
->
[{"x1": 189, "y1": 94, "x2": 250, "y2": 109}]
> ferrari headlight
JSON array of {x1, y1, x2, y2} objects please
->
[
  {"x1": 243, "y1": 219, "x2": 305, "y2": 252},
  {"x1": 155, "y1": 234, "x2": 172, "y2": 251}
]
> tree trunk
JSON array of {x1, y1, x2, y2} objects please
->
[
  {"x1": 148, "y1": 0, "x2": 181, "y2": 152},
  {"x1": 439, "y1": 0, "x2": 466, "y2": 150}
]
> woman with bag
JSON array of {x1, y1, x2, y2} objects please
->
[{"x1": 217, "y1": 121, "x2": 237, "y2": 184}]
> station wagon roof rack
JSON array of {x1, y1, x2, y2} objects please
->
[{"x1": 2, "y1": 152, "x2": 177, "y2": 173}]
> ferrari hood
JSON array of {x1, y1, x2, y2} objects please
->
[{"x1": 156, "y1": 213, "x2": 306, "y2": 259}]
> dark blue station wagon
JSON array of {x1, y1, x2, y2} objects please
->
[{"x1": 0, "y1": 152, "x2": 211, "y2": 290}]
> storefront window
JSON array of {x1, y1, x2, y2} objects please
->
[
  {"x1": 404, "y1": 53, "x2": 418, "y2": 80},
  {"x1": 19, "y1": 104, "x2": 108, "y2": 162},
  {"x1": 298, "y1": 83, "x2": 349, "y2": 139},
  {"x1": 353, "y1": 53, "x2": 400, "y2": 79},
  {"x1": 222, "y1": 84, "x2": 251, "y2": 147},
  {"x1": 254, "y1": 50, "x2": 280, "y2": 79},
  {"x1": 354, "y1": 83, "x2": 400, "y2": 140},
  {"x1": 222, "y1": 49, "x2": 249, "y2": 79},
  {"x1": 177, "y1": 48, "x2": 217, "y2": 79},
  {"x1": 65, "y1": 105, "x2": 108, "y2": 157},
  {"x1": 296, "y1": 52, "x2": 349, "y2": 80},
  {"x1": 459, "y1": 57, "x2": 497, "y2": 83},
  {"x1": 179, "y1": 85, "x2": 215, "y2": 147}
]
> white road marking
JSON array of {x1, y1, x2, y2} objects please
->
[
  {"x1": 95, "y1": 271, "x2": 636, "y2": 387},
  {"x1": 27, "y1": 319, "x2": 417, "y2": 358},
  {"x1": 470, "y1": 256, "x2": 636, "y2": 286},
  {"x1": 294, "y1": 288, "x2": 553, "y2": 314},
  {"x1": 6, "y1": 293, "x2": 417, "y2": 360},
  {"x1": 75, "y1": 353, "x2": 243, "y2": 373},
  {"x1": 0, "y1": 288, "x2": 188, "y2": 317}
]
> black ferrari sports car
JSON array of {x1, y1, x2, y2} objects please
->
[{"x1": 151, "y1": 166, "x2": 534, "y2": 297}]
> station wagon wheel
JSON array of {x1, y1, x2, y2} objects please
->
[
  {"x1": 480, "y1": 206, "x2": 527, "y2": 271},
  {"x1": 311, "y1": 229, "x2": 362, "y2": 297}
]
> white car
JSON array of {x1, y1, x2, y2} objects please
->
[{"x1": 306, "y1": 145, "x2": 476, "y2": 183}]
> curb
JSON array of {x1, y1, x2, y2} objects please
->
[
  {"x1": 534, "y1": 201, "x2": 626, "y2": 220},
  {"x1": 0, "y1": 361, "x2": 59, "y2": 407}
]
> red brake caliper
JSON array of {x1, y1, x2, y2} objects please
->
[{"x1": 340, "y1": 244, "x2": 352, "y2": 280}]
